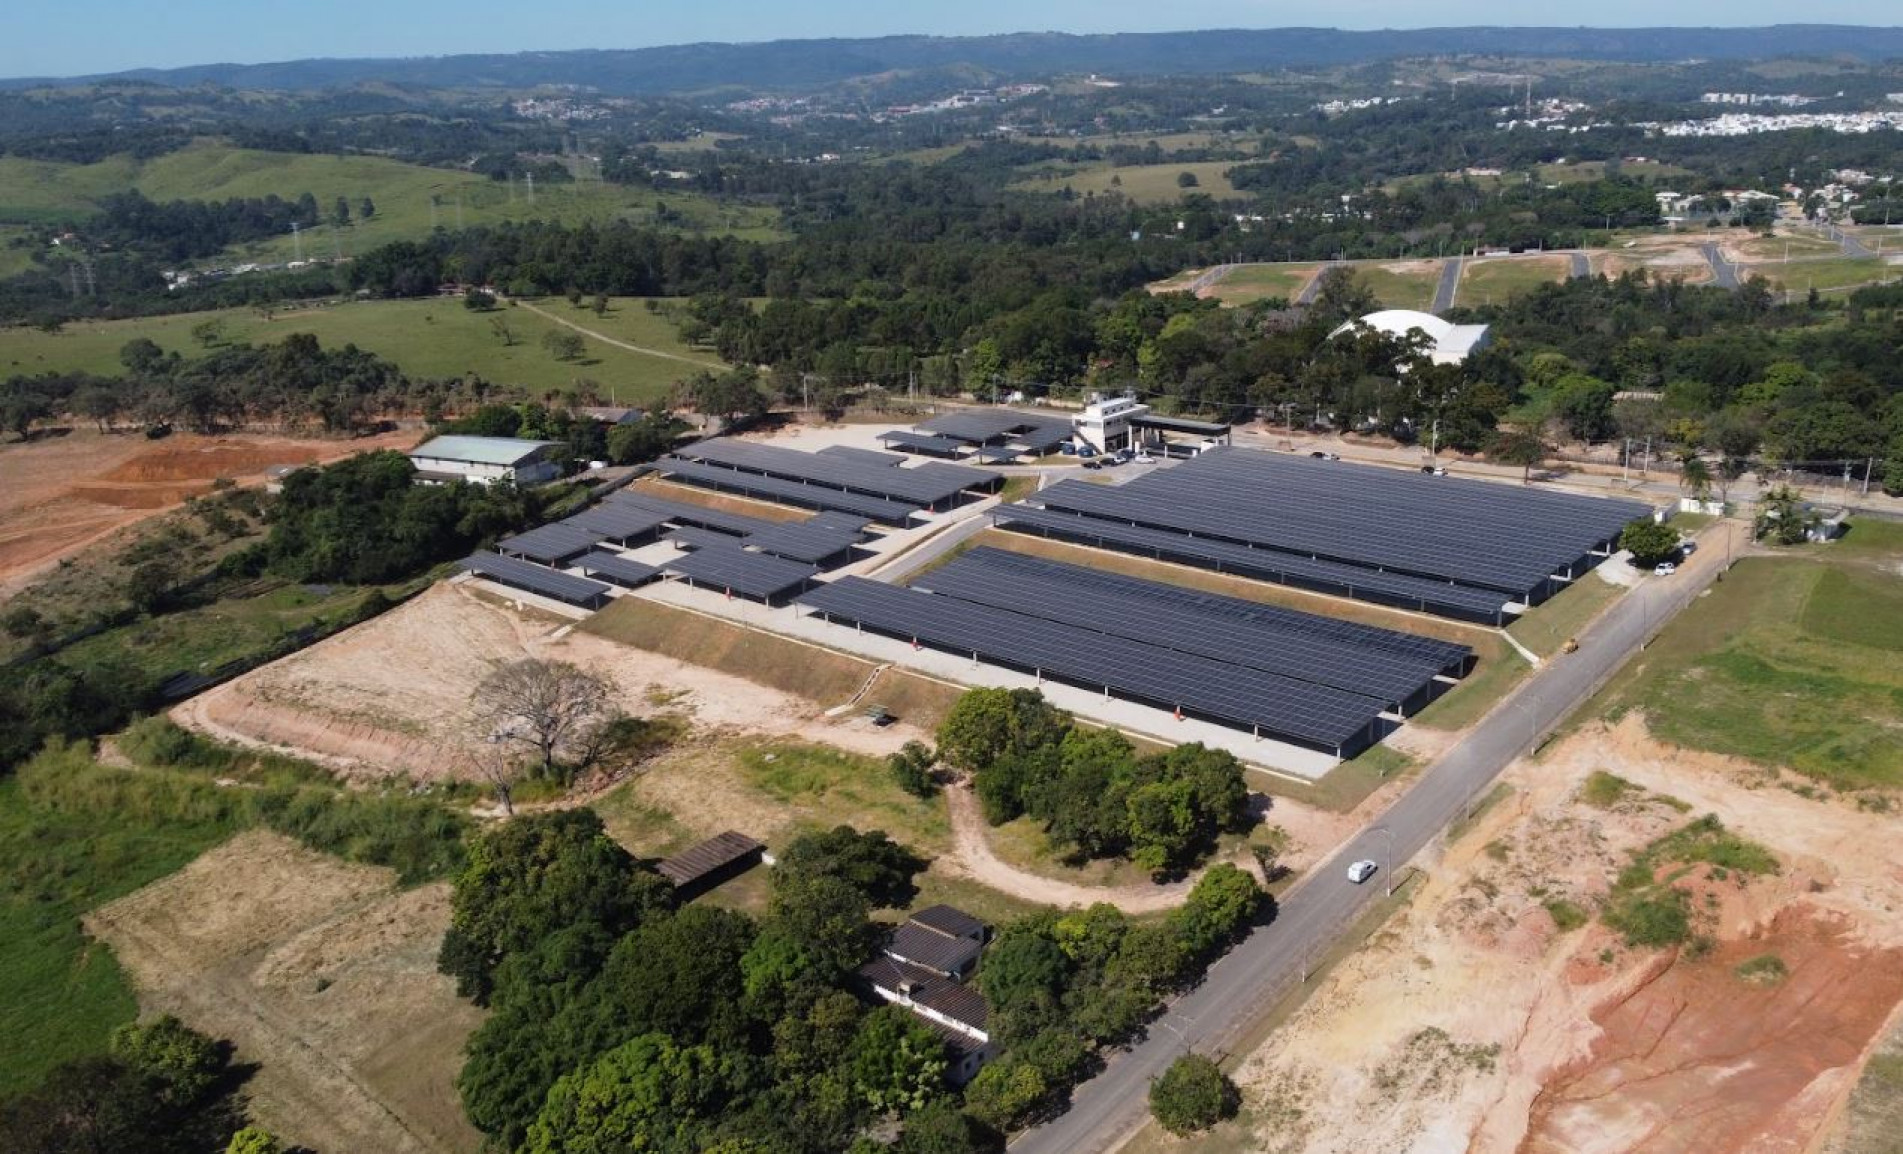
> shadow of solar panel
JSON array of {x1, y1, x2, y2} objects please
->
[{"x1": 798, "y1": 577, "x2": 1389, "y2": 751}]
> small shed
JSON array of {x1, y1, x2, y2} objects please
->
[{"x1": 656, "y1": 831, "x2": 766, "y2": 899}]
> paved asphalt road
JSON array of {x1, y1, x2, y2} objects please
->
[
  {"x1": 1700, "y1": 242, "x2": 1742, "y2": 290},
  {"x1": 1430, "y1": 256, "x2": 1464, "y2": 314},
  {"x1": 1295, "y1": 262, "x2": 1339, "y2": 305},
  {"x1": 1010, "y1": 524, "x2": 1741, "y2": 1154},
  {"x1": 1569, "y1": 251, "x2": 1591, "y2": 279}
]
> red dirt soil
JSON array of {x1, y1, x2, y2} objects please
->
[
  {"x1": 1522, "y1": 905, "x2": 1903, "y2": 1154},
  {"x1": 0, "y1": 429, "x2": 413, "y2": 596}
]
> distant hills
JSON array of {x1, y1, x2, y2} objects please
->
[{"x1": 7, "y1": 26, "x2": 1903, "y2": 94}]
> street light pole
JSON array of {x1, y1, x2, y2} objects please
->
[{"x1": 1369, "y1": 826, "x2": 1396, "y2": 897}]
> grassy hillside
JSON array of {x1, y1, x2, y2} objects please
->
[
  {"x1": 1458, "y1": 256, "x2": 1569, "y2": 305},
  {"x1": 0, "y1": 140, "x2": 784, "y2": 255},
  {"x1": 1011, "y1": 159, "x2": 1241, "y2": 203},
  {"x1": 0, "y1": 296, "x2": 724, "y2": 401}
]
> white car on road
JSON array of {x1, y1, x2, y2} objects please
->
[
  {"x1": 1654, "y1": 562, "x2": 1678, "y2": 576},
  {"x1": 1346, "y1": 859, "x2": 1379, "y2": 884}
]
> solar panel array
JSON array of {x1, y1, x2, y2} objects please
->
[
  {"x1": 666, "y1": 526, "x2": 742, "y2": 552},
  {"x1": 1002, "y1": 448, "x2": 1650, "y2": 618},
  {"x1": 798, "y1": 577, "x2": 1388, "y2": 752},
  {"x1": 573, "y1": 551, "x2": 661, "y2": 588},
  {"x1": 667, "y1": 543, "x2": 819, "y2": 602},
  {"x1": 614, "y1": 490, "x2": 779, "y2": 537},
  {"x1": 807, "y1": 510, "x2": 875, "y2": 533},
  {"x1": 1010, "y1": 424, "x2": 1073, "y2": 453},
  {"x1": 497, "y1": 522, "x2": 604, "y2": 564},
  {"x1": 740, "y1": 519, "x2": 867, "y2": 564},
  {"x1": 670, "y1": 439, "x2": 995, "y2": 506},
  {"x1": 460, "y1": 551, "x2": 612, "y2": 606},
  {"x1": 914, "y1": 548, "x2": 1467, "y2": 711},
  {"x1": 654, "y1": 457, "x2": 924, "y2": 524},
  {"x1": 563, "y1": 502, "x2": 672, "y2": 543},
  {"x1": 916, "y1": 409, "x2": 1071, "y2": 447},
  {"x1": 817, "y1": 445, "x2": 906, "y2": 468},
  {"x1": 879, "y1": 430, "x2": 971, "y2": 458},
  {"x1": 994, "y1": 503, "x2": 1510, "y2": 622}
]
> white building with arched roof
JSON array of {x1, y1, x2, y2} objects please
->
[{"x1": 1329, "y1": 309, "x2": 1491, "y2": 366}]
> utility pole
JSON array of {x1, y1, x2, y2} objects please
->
[
  {"x1": 1863, "y1": 458, "x2": 1874, "y2": 498},
  {"x1": 526, "y1": 172, "x2": 536, "y2": 206},
  {"x1": 1641, "y1": 435, "x2": 1652, "y2": 481},
  {"x1": 1622, "y1": 437, "x2": 1630, "y2": 486},
  {"x1": 291, "y1": 221, "x2": 303, "y2": 262}
]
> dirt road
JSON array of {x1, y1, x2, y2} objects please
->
[{"x1": 938, "y1": 787, "x2": 1199, "y2": 914}]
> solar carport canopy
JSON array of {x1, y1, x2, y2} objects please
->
[
  {"x1": 915, "y1": 548, "x2": 1465, "y2": 710},
  {"x1": 573, "y1": 551, "x2": 661, "y2": 588},
  {"x1": 666, "y1": 544, "x2": 818, "y2": 601},
  {"x1": 817, "y1": 445, "x2": 906, "y2": 467},
  {"x1": 799, "y1": 577, "x2": 1389, "y2": 752},
  {"x1": 653, "y1": 458, "x2": 924, "y2": 525},
  {"x1": 742, "y1": 520, "x2": 867, "y2": 564},
  {"x1": 613, "y1": 490, "x2": 779, "y2": 537},
  {"x1": 1043, "y1": 449, "x2": 1646, "y2": 597},
  {"x1": 879, "y1": 431, "x2": 971, "y2": 458},
  {"x1": 460, "y1": 551, "x2": 611, "y2": 606},
  {"x1": 671, "y1": 439, "x2": 994, "y2": 507},
  {"x1": 497, "y1": 522, "x2": 604, "y2": 564},
  {"x1": 994, "y1": 503, "x2": 1510, "y2": 622},
  {"x1": 917, "y1": 409, "x2": 1070, "y2": 446},
  {"x1": 562, "y1": 502, "x2": 671, "y2": 542}
]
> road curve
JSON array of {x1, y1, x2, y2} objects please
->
[{"x1": 1008, "y1": 522, "x2": 1739, "y2": 1154}]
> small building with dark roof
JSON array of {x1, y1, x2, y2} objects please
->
[
  {"x1": 884, "y1": 904, "x2": 990, "y2": 980},
  {"x1": 856, "y1": 903, "x2": 996, "y2": 1084},
  {"x1": 655, "y1": 831, "x2": 765, "y2": 900}
]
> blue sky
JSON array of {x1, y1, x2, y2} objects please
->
[{"x1": 3, "y1": 1, "x2": 1896, "y2": 79}]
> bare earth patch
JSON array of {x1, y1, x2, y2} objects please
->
[
  {"x1": 0, "y1": 428, "x2": 413, "y2": 598},
  {"x1": 176, "y1": 581, "x2": 914, "y2": 783},
  {"x1": 1209, "y1": 714, "x2": 1903, "y2": 1154},
  {"x1": 84, "y1": 831, "x2": 485, "y2": 1154}
]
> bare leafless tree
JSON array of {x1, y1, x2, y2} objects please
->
[
  {"x1": 471, "y1": 658, "x2": 615, "y2": 783},
  {"x1": 467, "y1": 735, "x2": 528, "y2": 817}
]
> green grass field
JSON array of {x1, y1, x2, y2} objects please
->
[
  {"x1": 1754, "y1": 257, "x2": 1897, "y2": 295},
  {"x1": 0, "y1": 140, "x2": 783, "y2": 257},
  {"x1": 1593, "y1": 527, "x2": 1903, "y2": 792},
  {"x1": 1356, "y1": 262, "x2": 1444, "y2": 311},
  {"x1": 58, "y1": 581, "x2": 388, "y2": 682},
  {"x1": 0, "y1": 776, "x2": 239, "y2": 1094},
  {"x1": 1458, "y1": 256, "x2": 1569, "y2": 306},
  {"x1": 0, "y1": 296, "x2": 723, "y2": 400},
  {"x1": 1011, "y1": 160, "x2": 1241, "y2": 203},
  {"x1": 1536, "y1": 159, "x2": 1692, "y2": 184},
  {"x1": 1507, "y1": 572, "x2": 1625, "y2": 658},
  {"x1": 1727, "y1": 234, "x2": 1844, "y2": 262},
  {"x1": 1208, "y1": 264, "x2": 1320, "y2": 306}
]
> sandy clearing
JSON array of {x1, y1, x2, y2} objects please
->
[
  {"x1": 177, "y1": 581, "x2": 918, "y2": 783},
  {"x1": 1209, "y1": 716, "x2": 1903, "y2": 1154},
  {"x1": 85, "y1": 831, "x2": 485, "y2": 1154}
]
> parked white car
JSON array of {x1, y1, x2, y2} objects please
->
[
  {"x1": 1654, "y1": 562, "x2": 1678, "y2": 576},
  {"x1": 1347, "y1": 859, "x2": 1379, "y2": 884}
]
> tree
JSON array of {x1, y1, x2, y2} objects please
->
[
  {"x1": 936, "y1": 688, "x2": 1071, "y2": 773},
  {"x1": 1309, "y1": 267, "x2": 1379, "y2": 326},
  {"x1": 846, "y1": 1005, "x2": 949, "y2": 1114},
  {"x1": 1176, "y1": 171, "x2": 1200, "y2": 189},
  {"x1": 606, "y1": 412, "x2": 687, "y2": 465},
  {"x1": 1679, "y1": 454, "x2": 1713, "y2": 502},
  {"x1": 1170, "y1": 863, "x2": 1262, "y2": 960},
  {"x1": 777, "y1": 826, "x2": 928, "y2": 909},
  {"x1": 1619, "y1": 519, "x2": 1680, "y2": 567},
  {"x1": 523, "y1": 1033, "x2": 740, "y2": 1154},
  {"x1": 358, "y1": 196, "x2": 376, "y2": 221},
  {"x1": 111, "y1": 1015, "x2": 226, "y2": 1107},
  {"x1": 769, "y1": 871, "x2": 877, "y2": 976},
  {"x1": 190, "y1": 318, "x2": 226, "y2": 348},
  {"x1": 438, "y1": 810, "x2": 671, "y2": 1004},
  {"x1": 225, "y1": 1127, "x2": 283, "y2": 1154},
  {"x1": 961, "y1": 1058, "x2": 1049, "y2": 1133},
  {"x1": 893, "y1": 1100, "x2": 1003, "y2": 1154},
  {"x1": 489, "y1": 315, "x2": 515, "y2": 346},
  {"x1": 465, "y1": 289, "x2": 497, "y2": 311},
  {"x1": 1489, "y1": 425, "x2": 1548, "y2": 484},
  {"x1": 72, "y1": 384, "x2": 121, "y2": 432},
  {"x1": 592, "y1": 292, "x2": 609, "y2": 317},
  {"x1": 332, "y1": 196, "x2": 351, "y2": 227},
  {"x1": 1754, "y1": 484, "x2": 1818, "y2": 546},
  {"x1": 1148, "y1": 1054, "x2": 1238, "y2": 1136},
  {"x1": 542, "y1": 329, "x2": 585, "y2": 362},
  {"x1": 888, "y1": 740, "x2": 939, "y2": 799},
  {"x1": 471, "y1": 658, "x2": 616, "y2": 781}
]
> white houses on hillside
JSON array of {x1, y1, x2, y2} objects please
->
[{"x1": 407, "y1": 436, "x2": 563, "y2": 485}]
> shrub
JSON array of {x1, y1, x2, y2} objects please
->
[
  {"x1": 1604, "y1": 889, "x2": 1692, "y2": 947},
  {"x1": 1580, "y1": 770, "x2": 1638, "y2": 808},
  {"x1": 1148, "y1": 1054, "x2": 1238, "y2": 1136},
  {"x1": 1543, "y1": 898, "x2": 1588, "y2": 932},
  {"x1": 1735, "y1": 954, "x2": 1788, "y2": 985},
  {"x1": 888, "y1": 741, "x2": 939, "y2": 799}
]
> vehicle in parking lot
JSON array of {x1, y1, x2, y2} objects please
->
[
  {"x1": 1082, "y1": 458, "x2": 1103, "y2": 470},
  {"x1": 1133, "y1": 451, "x2": 1154, "y2": 464},
  {"x1": 1310, "y1": 451, "x2": 1341, "y2": 461},
  {"x1": 1420, "y1": 464, "x2": 1447, "y2": 476},
  {"x1": 1654, "y1": 561, "x2": 1677, "y2": 576},
  {"x1": 1347, "y1": 859, "x2": 1378, "y2": 884}
]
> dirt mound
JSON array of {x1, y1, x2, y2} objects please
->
[
  {"x1": 1523, "y1": 906, "x2": 1903, "y2": 1154},
  {"x1": 99, "y1": 440, "x2": 326, "y2": 484}
]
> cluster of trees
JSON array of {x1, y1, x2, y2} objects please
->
[
  {"x1": 438, "y1": 810, "x2": 994, "y2": 1153},
  {"x1": 81, "y1": 190, "x2": 323, "y2": 263},
  {"x1": 939, "y1": 689, "x2": 1252, "y2": 876},
  {"x1": 437, "y1": 400, "x2": 687, "y2": 467},
  {"x1": 0, "y1": 1015, "x2": 261, "y2": 1153},
  {"x1": 965, "y1": 866, "x2": 1262, "y2": 1131},
  {"x1": 254, "y1": 449, "x2": 542, "y2": 584}
]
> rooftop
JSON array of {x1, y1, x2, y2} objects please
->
[
  {"x1": 409, "y1": 435, "x2": 560, "y2": 467},
  {"x1": 656, "y1": 831, "x2": 765, "y2": 887},
  {"x1": 1330, "y1": 310, "x2": 1491, "y2": 366}
]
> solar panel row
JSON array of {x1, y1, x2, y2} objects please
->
[
  {"x1": 740, "y1": 519, "x2": 867, "y2": 564},
  {"x1": 614, "y1": 489, "x2": 782, "y2": 537},
  {"x1": 460, "y1": 551, "x2": 612, "y2": 606},
  {"x1": 916, "y1": 409, "x2": 1070, "y2": 447},
  {"x1": 993, "y1": 503, "x2": 1511, "y2": 622},
  {"x1": 573, "y1": 551, "x2": 662, "y2": 588},
  {"x1": 798, "y1": 577, "x2": 1388, "y2": 752},
  {"x1": 563, "y1": 502, "x2": 672, "y2": 542},
  {"x1": 671, "y1": 439, "x2": 994, "y2": 507},
  {"x1": 667, "y1": 543, "x2": 819, "y2": 602},
  {"x1": 666, "y1": 526, "x2": 741, "y2": 552},
  {"x1": 497, "y1": 522, "x2": 604, "y2": 564},
  {"x1": 816, "y1": 445, "x2": 906, "y2": 467},
  {"x1": 655, "y1": 457, "x2": 923, "y2": 524},
  {"x1": 879, "y1": 431, "x2": 970, "y2": 457},
  {"x1": 915, "y1": 548, "x2": 1463, "y2": 710}
]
